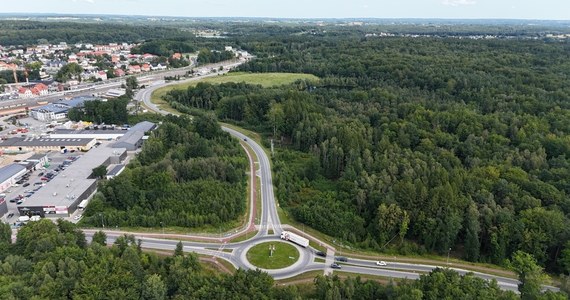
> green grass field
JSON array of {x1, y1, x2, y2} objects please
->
[
  {"x1": 152, "y1": 72, "x2": 318, "y2": 105},
  {"x1": 246, "y1": 241, "x2": 299, "y2": 269}
]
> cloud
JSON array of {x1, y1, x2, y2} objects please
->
[{"x1": 442, "y1": 0, "x2": 476, "y2": 6}]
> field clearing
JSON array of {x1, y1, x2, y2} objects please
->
[{"x1": 152, "y1": 72, "x2": 318, "y2": 104}]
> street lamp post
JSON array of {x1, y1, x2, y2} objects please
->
[
  {"x1": 160, "y1": 222, "x2": 164, "y2": 236},
  {"x1": 99, "y1": 213, "x2": 104, "y2": 228},
  {"x1": 447, "y1": 248, "x2": 451, "y2": 264}
]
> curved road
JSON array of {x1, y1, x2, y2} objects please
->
[{"x1": 117, "y1": 59, "x2": 557, "y2": 292}]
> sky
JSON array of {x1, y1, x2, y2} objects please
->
[{"x1": 2, "y1": 0, "x2": 569, "y2": 20}]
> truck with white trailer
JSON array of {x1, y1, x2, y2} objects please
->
[{"x1": 280, "y1": 231, "x2": 309, "y2": 248}]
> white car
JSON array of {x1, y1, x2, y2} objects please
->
[
  {"x1": 376, "y1": 261, "x2": 387, "y2": 266},
  {"x1": 73, "y1": 215, "x2": 82, "y2": 220}
]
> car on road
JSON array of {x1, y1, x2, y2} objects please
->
[
  {"x1": 330, "y1": 263, "x2": 342, "y2": 269},
  {"x1": 315, "y1": 251, "x2": 326, "y2": 257},
  {"x1": 376, "y1": 261, "x2": 387, "y2": 266},
  {"x1": 243, "y1": 138, "x2": 247, "y2": 141},
  {"x1": 335, "y1": 256, "x2": 348, "y2": 262},
  {"x1": 73, "y1": 215, "x2": 82, "y2": 220}
]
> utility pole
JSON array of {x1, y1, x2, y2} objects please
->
[
  {"x1": 447, "y1": 248, "x2": 451, "y2": 264},
  {"x1": 270, "y1": 139, "x2": 274, "y2": 156}
]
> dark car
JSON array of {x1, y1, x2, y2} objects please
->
[
  {"x1": 16, "y1": 200, "x2": 23, "y2": 205},
  {"x1": 243, "y1": 138, "x2": 247, "y2": 141},
  {"x1": 330, "y1": 263, "x2": 342, "y2": 269},
  {"x1": 38, "y1": 172, "x2": 44, "y2": 176},
  {"x1": 6, "y1": 213, "x2": 14, "y2": 219},
  {"x1": 335, "y1": 256, "x2": 348, "y2": 262},
  {"x1": 316, "y1": 251, "x2": 326, "y2": 257},
  {"x1": 23, "y1": 183, "x2": 30, "y2": 187},
  {"x1": 9, "y1": 198, "x2": 17, "y2": 203}
]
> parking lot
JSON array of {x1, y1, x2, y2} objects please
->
[{"x1": 2, "y1": 150, "x2": 83, "y2": 224}]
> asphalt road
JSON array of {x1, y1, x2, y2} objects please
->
[{"x1": 91, "y1": 57, "x2": 560, "y2": 293}]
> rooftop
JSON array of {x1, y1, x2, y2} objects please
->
[
  {"x1": 30, "y1": 103, "x2": 69, "y2": 114},
  {"x1": 21, "y1": 143, "x2": 126, "y2": 207},
  {"x1": 26, "y1": 153, "x2": 48, "y2": 161},
  {"x1": 130, "y1": 121, "x2": 156, "y2": 132},
  {"x1": 0, "y1": 137, "x2": 95, "y2": 147},
  {"x1": 0, "y1": 164, "x2": 26, "y2": 183},
  {"x1": 52, "y1": 129, "x2": 126, "y2": 135},
  {"x1": 107, "y1": 164, "x2": 125, "y2": 177}
]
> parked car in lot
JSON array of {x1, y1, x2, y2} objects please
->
[
  {"x1": 23, "y1": 183, "x2": 30, "y2": 187},
  {"x1": 330, "y1": 263, "x2": 342, "y2": 269},
  {"x1": 73, "y1": 215, "x2": 82, "y2": 220},
  {"x1": 38, "y1": 172, "x2": 44, "y2": 176},
  {"x1": 376, "y1": 261, "x2": 387, "y2": 266},
  {"x1": 9, "y1": 198, "x2": 17, "y2": 203},
  {"x1": 16, "y1": 200, "x2": 23, "y2": 205},
  {"x1": 6, "y1": 213, "x2": 14, "y2": 219}
]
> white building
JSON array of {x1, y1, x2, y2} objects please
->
[{"x1": 0, "y1": 164, "x2": 27, "y2": 193}]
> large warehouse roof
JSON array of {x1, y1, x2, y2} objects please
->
[
  {"x1": 0, "y1": 137, "x2": 95, "y2": 147},
  {"x1": 21, "y1": 144, "x2": 126, "y2": 207}
]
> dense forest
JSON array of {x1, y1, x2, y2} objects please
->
[
  {"x1": 130, "y1": 39, "x2": 196, "y2": 57},
  {"x1": 162, "y1": 35, "x2": 570, "y2": 274},
  {"x1": 2, "y1": 220, "x2": 566, "y2": 299},
  {"x1": 0, "y1": 21, "x2": 194, "y2": 45},
  {"x1": 81, "y1": 114, "x2": 248, "y2": 229},
  {"x1": 67, "y1": 97, "x2": 129, "y2": 125}
]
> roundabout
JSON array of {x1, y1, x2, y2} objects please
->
[{"x1": 246, "y1": 241, "x2": 299, "y2": 269}]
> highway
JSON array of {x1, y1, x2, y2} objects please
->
[{"x1": 68, "y1": 57, "x2": 556, "y2": 292}]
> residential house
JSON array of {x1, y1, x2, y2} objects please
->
[
  {"x1": 128, "y1": 65, "x2": 141, "y2": 74},
  {"x1": 114, "y1": 69, "x2": 126, "y2": 77},
  {"x1": 141, "y1": 63, "x2": 151, "y2": 72},
  {"x1": 151, "y1": 63, "x2": 167, "y2": 71},
  {"x1": 18, "y1": 83, "x2": 49, "y2": 98},
  {"x1": 94, "y1": 71, "x2": 107, "y2": 81},
  {"x1": 142, "y1": 53, "x2": 155, "y2": 61},
  {"x1": 171, "y1": 53, "x2": 182, "y2": 60}
]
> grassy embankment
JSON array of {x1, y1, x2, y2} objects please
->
[{"x1": 246, "y1": 241, "x2": 299, "y2": 269}]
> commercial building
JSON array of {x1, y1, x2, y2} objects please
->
[
  {"x1": 23, "y1": 153, "x2": 49, "y2": 169},
  {"x1": 0, "y1": 137, "x2": 96, "y2": 153},
  {"x1": 50, "y1": 128, "x2": 126, "y2": 141},
  {"x1": 29, "y1": 96, "x2": 99, "y2": 121},
  {"x1": 17, "y1": 144, "x2": 127, "y2": 218},
  {"x1": 0, "y1": 164, "x2": 27, "y2": 193},
  {"x1": 29, "y1": 103, "x2": 69, "y2": 121},
  {"x1": 112, "y1": 121, "x2": 156, "y2": 151}
]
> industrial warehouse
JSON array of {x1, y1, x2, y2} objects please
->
[
  {"x1": 0, "y1": 137, "x2": 96, "y2": 153},
  {"x1": 17, "y1": 144, "x2": 127, "y2": 218},
  {"x1": 10, "y1": 122, "x2": 156, "y2": 218}
]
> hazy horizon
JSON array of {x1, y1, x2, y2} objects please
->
[{"x1": 0, "y1": 0, "x2": 568, "y2": 21}]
